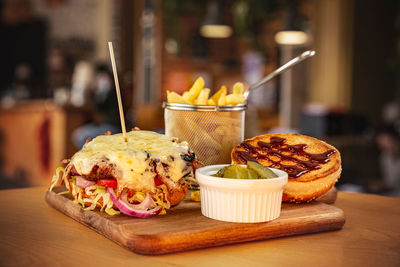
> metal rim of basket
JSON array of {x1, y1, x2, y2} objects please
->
[{"x1": 162, "y1": 101, "x2": 247, "y2": 112}]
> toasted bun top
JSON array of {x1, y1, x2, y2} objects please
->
[{"x1": 231, "y1": 134, "x2": 341, "y2": 182}]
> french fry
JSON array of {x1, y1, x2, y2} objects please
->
[
  {"x1": 210, "y1": 85, "x2": 227, "y2": 104},
  {"x1": 190, "y1": 190, "x2": 201, "y2": 202},
  {"x1": 183, "y1": 116, "x2": 222, "y2": 150},
  {"x1": 187, "y1": 77, "x2": 204, "y2": 102},
  {"x1": 166, "y1": 76, "x2": 246, "y2": 106},
  {"x1": 195, "y1": 88, "x2": 210, "y2": 105},
  {"x1": 217, "y1": 90, "x2": 227, "y2": 105},
  {"x1": 167, "y1": 91, "x2": 190, "y2": 104},
  {"x1": 181, "y1": 92, "x2": 193, "y2": 104},
  {"x1": 165, "y1": 76, "x2": 246, "y2": 166},
  {"x1": 226, "y1": 93, "x2": 245, "y2": 105},
  {"x1": 165, "y1": 108, "x2": 243, "y2": 165},
  {"x1": 207, "y1": 99, "x2": 216, "y2": 105},
  {"x1": 233, "y1": 82, "x2": 245, "y2": 95}
]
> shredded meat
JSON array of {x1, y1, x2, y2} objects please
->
[
  {"x1": 84, "y1": 160, "x2": 121, "y2": 181},
  {"x1": 65, "y1": 159, "x2": 121, "y2": 182}
]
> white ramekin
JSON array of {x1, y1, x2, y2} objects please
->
[{"x1": 196, "y1": 164, "x2": 288, "y2": 223}]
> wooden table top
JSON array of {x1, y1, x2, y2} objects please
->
[{"x1": 0, "y1": 187, "x2": 399, "y2": 267}]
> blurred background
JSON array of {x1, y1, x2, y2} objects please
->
[{"x1": 0, "y1": 0, "x2": 399, "y2": 196}]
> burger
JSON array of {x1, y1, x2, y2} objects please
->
[
  {"x1": 49, "y1": 129, "x2": 197, "y2": 218},
  {"x1": 231, "y1": 133, "x2": 341, "y2": 203}
]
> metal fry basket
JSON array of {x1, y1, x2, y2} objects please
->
[{"x1": 163, "y1": 102, "x2": 247, "y2": 165}]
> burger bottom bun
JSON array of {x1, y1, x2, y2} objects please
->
[
  {"x1": 283, "y1": 167, "x2": 342, "y2": 203},
  {"x1": 167, "y1": 183, "x2": 189, "y2": 206}
]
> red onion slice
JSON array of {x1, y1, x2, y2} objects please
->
[
  {"x1": 120, "y1": 192, "x2": 153, "y2": 210},
  {"x1": 107, "y1": 188, "x2": 162, "y2": 218},
  {"x1": 75, "y1": 176, "x2": 95, "y2": 188}
]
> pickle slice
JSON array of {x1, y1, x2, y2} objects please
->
[
  {"x1": 223, "y1": 165, "x2": 247, "y2": 179},
  {"x1": 211, "y1": 165, "x2": 269, "y2": 179},
  {"x1": 212, "y1": 166, "x2": 228, "y2": 177},
  {"x1": 223, "y1": 165, "x2": 259, "y2": 179},
  {"x1": 246, "y1": 168, "x2": 259, "y2": 179},
  {"x1": 247, "y1": 161, "x2": 278, "y2": 179}
]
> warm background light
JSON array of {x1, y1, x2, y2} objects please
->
[
  {"x1": 274, "y1": 31, "x2": 308, "y2": 45},
  {"x1": 200, "y1": 24, "x2": 232, "y2": 38}
]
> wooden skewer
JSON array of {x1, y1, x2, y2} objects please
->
[{"x1": 108, "y1": 41, "x2": 127, "y2": 142}]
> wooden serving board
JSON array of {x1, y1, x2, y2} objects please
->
[{"x1": 45, "y1": 187, "x2": 345, "y2": 255}]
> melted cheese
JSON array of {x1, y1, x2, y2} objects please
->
[{"x1": 71, "y1": 130, "x2": 192, "y2": 191}]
